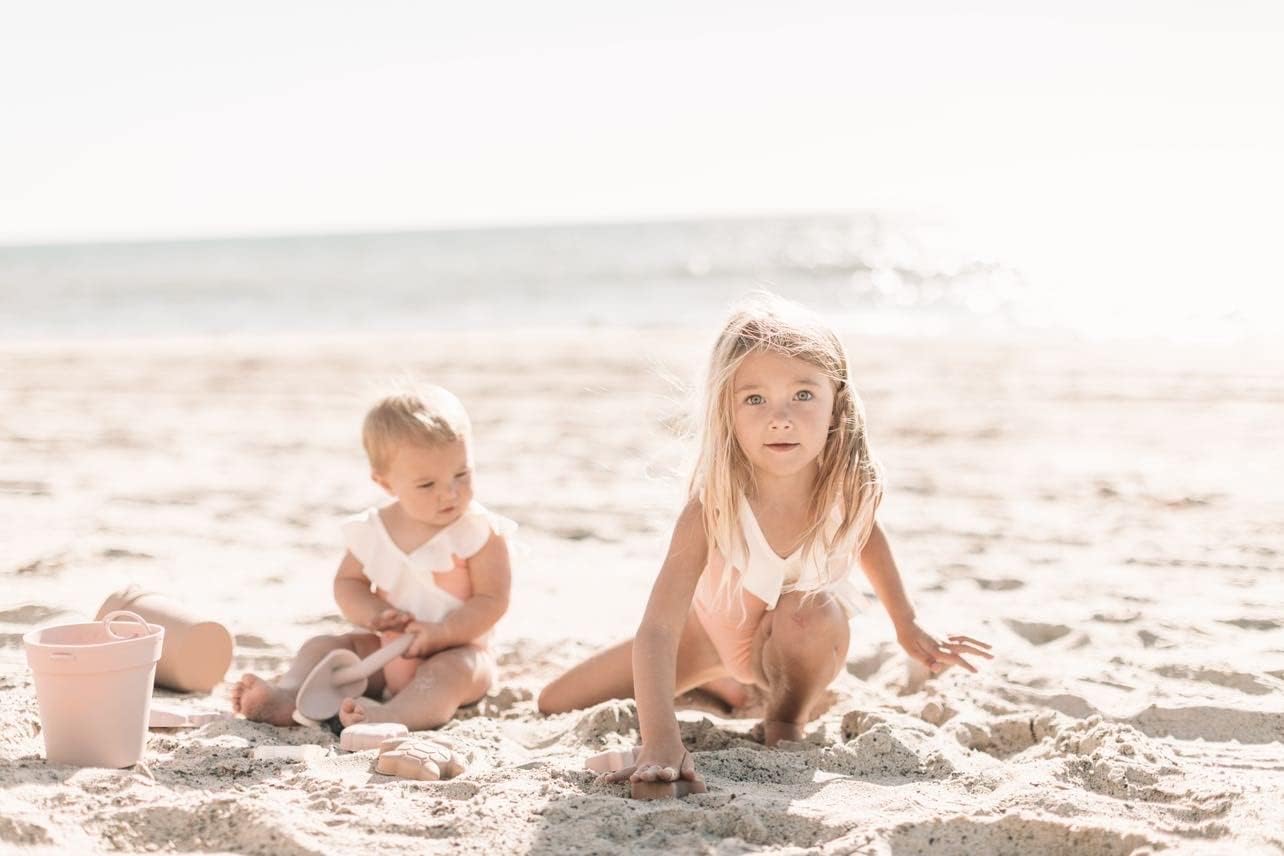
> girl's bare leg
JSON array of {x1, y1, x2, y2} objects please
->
[
  {"x1": 751, "y1": 591, "x2": 849, "y2": 745},
  {"x1": 232, "y1": 632, "x2": 383, "y2": 726},
  {"x1": 338, "y1": 644, "x2": 495, "y2": 731},
  {"x1": 537, "y1": 610, "x2": 727, "y2": 715}
]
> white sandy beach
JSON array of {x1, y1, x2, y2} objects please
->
[{"x1": 1, "y1": 328, "x2": 1282, "y2": 855}]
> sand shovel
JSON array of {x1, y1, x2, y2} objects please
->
[{"x1": 295, "y1": 633, "x2": 415, "y2": 722}]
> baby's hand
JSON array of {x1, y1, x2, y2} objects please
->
[
  {"x1": 369, "y1": 608, "x2": 413, "y2": 632},
  {"x1": 403, "y1": 620, "x2": 444, "y2": 658},
  {"x1": 896, "y1": 621, "x2": 993, "y2": 674}
]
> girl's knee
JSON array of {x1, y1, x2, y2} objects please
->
[{"x1": 771, "y1": 593, "x2": 848, "y2": 645}]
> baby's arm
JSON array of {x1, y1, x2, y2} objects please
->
[
  {"x1": 613, "y1": 498, "x2": 708, "y2": 785},
  {"x1": 859, "y1": 521, "x2": 992, "y2": 673},
  {"x1": 403, "y1": 534, "x2": 511, "y2": 657},
  {"x1": 333, "y1": 551, "x2": 410, "y2": 631}
]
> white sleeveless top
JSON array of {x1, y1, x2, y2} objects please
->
[
  {"x1": 699, "y1": 494, "x2": 864, "y2": 616},
  {"x1": 341, "y1": 500, "x2": 517, "y2": 623}
]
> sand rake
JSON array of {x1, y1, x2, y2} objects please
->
[{"x1": 295, "y1": 633, "x2": 415, "y2": 722}]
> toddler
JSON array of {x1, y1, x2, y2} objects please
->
[{"x1": 233, "y1": 384, "x2": 514, "y2": 730}]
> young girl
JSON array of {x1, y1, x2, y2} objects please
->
[
  {"x1": 539, "y1": 295, "x2": 991, "y2": 794},
  {"x1": 233, "y1": 384, "x2": 515, "y2": 731}
]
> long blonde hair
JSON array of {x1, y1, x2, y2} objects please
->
[{"x1": 690, "y1": 293, "x2": 883, "y2": 591}]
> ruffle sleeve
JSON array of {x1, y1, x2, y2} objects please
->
[
  {"x1": 340, "y1": 508, "x2": 379, "y2": 566},
  {"x1": 403, "y1": 501, "x2": 518, "y2": 575}
]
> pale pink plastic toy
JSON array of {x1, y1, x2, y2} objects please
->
[
  {"x1": 375, "y1": 735, "x2": 467, "y2": 781},
  {"x1": 97, "y1": 587, "x2": 233, "y2": 693},
  {"x1": 340, "y1": 722, "x2": 409, "y2": 751},
  {"x1": 295, "y1": 633, "x2": 415, "y2": 721},
  {"x1": 23, "y1": 610, "x2": 164, "y2": 768}
]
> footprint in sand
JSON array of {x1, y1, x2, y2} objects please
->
[
  {"x1": 1217, "y1": 618, "x2": 1281, "y2": 631},
  {"x1": 0, "y1": 604, "x2": 73, "y2": 624},
  {"x1": 1004, "y1": 618, "x2": 1072, "y2": 645}
]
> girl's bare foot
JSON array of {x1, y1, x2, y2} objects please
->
[
  {"x1": 762, "y1": 719, "x2": 805, "y2": 746},
  {"x1": 231, "y1": 675, "x2": 298, "y2": 727},
  {"x1": 339, "y1": 696, "x2": 393, "y2": 728}
]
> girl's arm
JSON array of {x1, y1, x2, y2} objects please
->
[
  {"x1": 404, "y1": 534, "x2": 511, "y2": 657},
  {"x1": 624, "y1": 498, "x2": 709, "y2": 781},
  {"x1": 333, "y1": 551, "x2": 409, "y2": 630},
  {"x1": 860, "y1": 521, "x2": 993, "y2": 673},
  {"x1": 858, "y1": 522, "x2": 917, "y2": 629}
]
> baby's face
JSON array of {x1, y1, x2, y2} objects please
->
[
  {"x1": 731, "y1": 350, "x2": 835, "y2": 481},
  {"x1": 375, "y1": 438, "x2": 474, "y2": 528}
]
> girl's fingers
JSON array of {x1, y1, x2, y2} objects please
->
[
  {"x1": 936, "y1": 651, "x2": 978, "y2": 673},
  {"x1": 603, "y1": 765, "x2": 637, "y2": 784},
  {"x1": 946, "y1": 641, "x2": 994, "y2": 659},
  {"x1": 948, "y1": 635, "x2": 992, "y2": 649}
]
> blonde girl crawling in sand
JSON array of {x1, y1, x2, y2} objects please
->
[
  {"x1": 539, "y1": 295, "x2": 992, "y2": 794},
  {"x1": 233, "y1": 385, "x2": 514, "y2": 731}
]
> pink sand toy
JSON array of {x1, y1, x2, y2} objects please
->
[
  {"x1": 23, "y1": 610, "x2": 164, "y2": 768},
  {"x1": 295, "y1": 633, "x2": 415, "y2": 722},
  {"x1": 97, "y1": 587, "x2": 233, "y2": 693},
  {"x1": 340, "y1": 722, "x2": 409, "y2": 751}
]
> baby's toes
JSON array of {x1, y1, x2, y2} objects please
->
[{"x1": 338, "y1": 697, "x2": 366, "y2": 727}]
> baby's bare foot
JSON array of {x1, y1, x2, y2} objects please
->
[
  {"x1": 232, "y1": 674, "x2": 298, "y2": 727},
  {"x1": 339, "y1": 696, "x2": 390, "y2": 728},
  {"x1": 762, "y1": 719, "x2": 805, "y2": 747}
]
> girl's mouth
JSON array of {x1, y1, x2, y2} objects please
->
[{"x1": 765, "y1": 443, "x2": 800, "y2": 452}]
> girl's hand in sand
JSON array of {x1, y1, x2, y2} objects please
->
[
  {"x1": 896, "y1": 621, "x2": 993, "y2": 674},
  {"x1": 603, "y1": 743, "x2": 699, "y2": 785},
  {"x1": 368, "y1": 608, "x2": 413, "y2": 632}
]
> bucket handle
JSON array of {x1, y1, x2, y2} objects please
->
[{"x1": 102, "y1": 610, "x2": 151, "y2": 640}]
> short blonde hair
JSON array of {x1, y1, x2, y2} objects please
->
[{"x1": 362, "y1": 385, "x2": 471, "y2": 473}]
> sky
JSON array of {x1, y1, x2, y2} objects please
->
[{"x1": 2, "y1": 0, "x2": 1281, "y2": 296}]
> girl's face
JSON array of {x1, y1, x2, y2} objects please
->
[
  {"x1": 373, "y1": 438, "x2": 474, "y2": 528},
  {"x1": 730, "y1": 350, "x2": 835, "y2": 481}
]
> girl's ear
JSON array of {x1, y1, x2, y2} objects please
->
[{"x1": 371, "y1": 471, "x2": 392, "y2": 493}]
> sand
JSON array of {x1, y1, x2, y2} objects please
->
[{"x1": 1, "y1": 328, "x2": 1282, "y2": 855}]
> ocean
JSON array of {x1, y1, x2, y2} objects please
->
[{"x1": 0, "y1": 213, "x2": 1267, "y2": 342}]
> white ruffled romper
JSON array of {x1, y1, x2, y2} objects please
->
[
  {"x1": 340, "y1": 500, "x2": 517, "y2": 648},
  {"x1": 691, "y1": 495, "x2": 865, "y2": 684}
]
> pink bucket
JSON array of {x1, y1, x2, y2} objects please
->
[{"x1": 23, "y1": 610, "x2": 164, "y2": 768}]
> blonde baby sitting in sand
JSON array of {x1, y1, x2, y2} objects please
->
[
  {"x1": 539, "y1": 295, "x2": 992, "y2": 797},
  {"x1": 233, "y1": 385, "x2": 514, "y2": 731}
]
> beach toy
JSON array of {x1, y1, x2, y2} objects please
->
[
  {"x1": 96, "y1": 586, "x2": 233, "y2": 693},
  {"x1": 252, "y1": 744, "x2": 328, "y2": 762},
  {"x1": 340, "y1": 722, "x2": 409, "y2": 751},
  {"x1": 375, "y1": 736, "x2": 466, "y2": 781},
  {"x1": 23, "y1": 610, "x2": 164, "y2": 768},
  {"x1": 631, "y1": 779, "x2": 706, "y2": 800},
  {"x1": 295, "y1": 633, "x2": 415, "y2": 721},
  {"x1": 148, "y1": 700, "x2": 230, "y2": 728},
  {"x1": 585, "y1": 746, "x2": 640, "y2": 774}
]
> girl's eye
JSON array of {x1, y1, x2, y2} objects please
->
[
  {"x1": 456, "y1": 471, "x2": 470, "y2": 480},
  {"x1": 418, "y1": 483, "x2": 435, "y2": 490},
  {"x1": 745, "y1": 394, "x2": 765, "y2": 406},
  {"x1": 796, "y1": 389, "x2": 814, "y2": 401}
]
